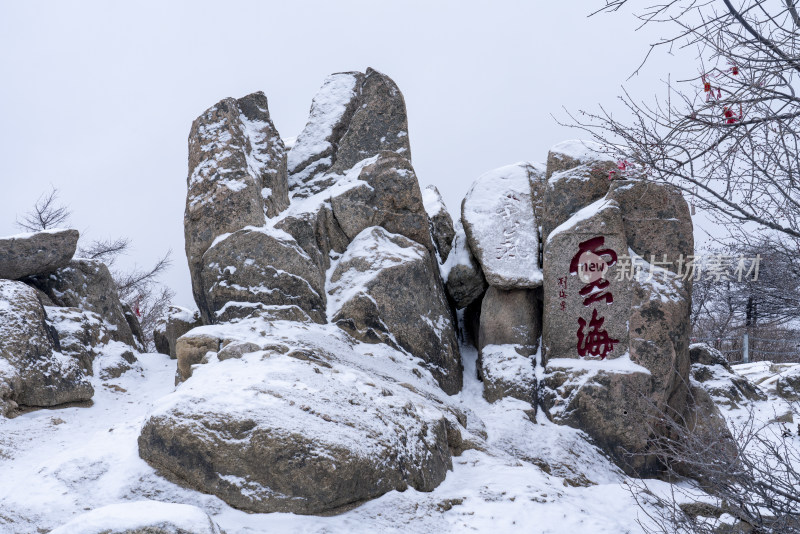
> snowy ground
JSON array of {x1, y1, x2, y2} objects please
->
[{"x1": 1, "y1": 342, "x2": 760, "y2": 533}]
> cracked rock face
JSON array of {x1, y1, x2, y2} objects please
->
[{"x1": 185, "y1": 92, "x2": 288, "y2": 319}]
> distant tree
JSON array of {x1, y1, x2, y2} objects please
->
[
  {"x1": 16, "y1": 186, "x2": 72, "y2": 232},
  {"x1": 16, "y1": 187, "x2": 174, "y2": 351}
]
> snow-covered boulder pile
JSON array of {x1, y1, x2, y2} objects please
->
[
  {"x1": 454, "y1": 162, "x2": 545, "y2": 405},
  {"x1": 27, "y1": 258, "x2": 144, "y2": 349},
  {"x1": 50, "y1": 501, "x2": 226, "y2": 534},
  {"x1": 184, "y1": 91, "x2": 289, "y2": 324},
  {"x1": 0, "y1": 280, "x2": 93, "y2": 414},
  {"x1": 144, "y1": 68, "x2": 469, "y2": 514},
  {"x1": 0, "y1": 227, "x2": 144, "y2": 416}
]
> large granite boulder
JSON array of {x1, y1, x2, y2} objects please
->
[
  {"x1": 200, "y1": 227, "x2": 326, "y2": 324},
  {"x1": 541, "y1": 140, "x2": 618, "y2": 244},
  {"x1": 0, "y1": 280, "x2": 93, "y2": 414},
  {"x1": 0, "y1": 228, "x2": 79, "y2": 280},
  {"x1": 139, "y1": 324, "x2": 466, "y2": 515},
  {"x1": 542, "y1": 197, "x2": 631, "y2": 364},
  {"x1": 289, "y1": 68, "x2": 411, "y2": 198},
  {"x1": 153, "y1": 306, "x2": 203, "y2": 359},
  {"x1": 185, "y1": 92, "x2": 288, "y2": 316},
  {"x1": 330, "y1": 151, "x2": 434, "y2": 253},
  {"x1": 49, "y1": 501, "x2": 226, "y2": 534},
  {"x1": 328, "y1": 227, "x2": 462, "y2": 394},
  {"x1": 540, "y1": 142, "x2": 695, "y2": 474},
  {"x1": 442, "y1": 220, "x2": 487, "y2": 309},
  {"x1": 26, "y1": 259, "x2": 139, "y2": 348},
  {"x1": 462, "y1": 162, "x2": 542, "y2": 290},
  {"x1": 422, "y1": 185, "x2": 456, "y2": 263}
]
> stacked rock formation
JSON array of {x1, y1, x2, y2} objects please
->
[
  {"x1": 0, "y1": 228, "x2": 143, "y2": 415},
  {"x1": 454, "y1": 162, "x2": 545, "y2": 405},
  {"x1": 138, "y1": 68, "x2": 718, "y2": 515},
  {"x1": 139, "y1": 69, "x2": 471, "y2": 515},
  {"x1": 441, "y1": 140, "x2": 718, "y2": 477}
]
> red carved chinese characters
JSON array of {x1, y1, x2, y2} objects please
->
[
  {"x1": 570, "y1": 236, "x2": 619, "y2": 359},
  {"x1": 577, "y1": 309, "x2": 620, "y2": 359}
]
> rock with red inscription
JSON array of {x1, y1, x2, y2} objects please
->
[
  {"x1": 542, "y1": 197, "x2": 631, "y2": 365},
  {"x1": 540, "y1": 141, "x2": 695, "y2": 476}
]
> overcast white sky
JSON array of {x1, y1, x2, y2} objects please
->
[{"x1": 0, "y1": 1, "x2": 706, "y2": 308}]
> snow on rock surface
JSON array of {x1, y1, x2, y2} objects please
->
[
  {"x1": 287, "y1": 71, "x2": 362, "y2": 187},
  {"x1": 138, "y1": 319, "x2": 464, "y2": 514},
  {"x1": 327, "y1": 226, "x2": 462, "y2": 394},
  {"x1": 49, "y1": 501, "x2": 225, "y2": 534},
  {"x1": 422, "y1": 185, "x2": 456, "y2": 262},
  {"x1": 0, "y1": 336, "x2": 688, "y2": 534},
  {"x1": 441, "y1": 219, "x2": 486, "y2": 309},
  {"x1": 184, "y1": 92, "x2": 288, "y2": 319},
  {"x1": 479, "y1": 344, "x2": 536, "y2": 404},
  {"x1": 0, "y1": 280, "x2": 93, "y2": 413},
  {"x1": 461, "y1": 162, "x2": 542, "y2": 289}
]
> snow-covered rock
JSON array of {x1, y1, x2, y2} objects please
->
[
  {"x1": 329, "y1": 151, "x2": 434, "y2": 253},
  {"x1": 461, "y1": 162, "x2": 542, "y2": 290},
  {"x1": 690, "y1": 344, "x2": 767, "y2": 408},
  {"x1": 422, "y1": 185, "x2": 456, "y2": 262},
  {"x1": 27, "y1": 259, "x2": 141, "y2": 349},
  {"x1": 479, "y1": 344, "x2": 536, "y2": 404},
  {"x1": 328, "y1": 226, "x2": 462, "y2": 394},
  {"x1": 0, "y1": 228, "x2": 79, "y2": 280},
  {"x1": 49, "y1": 501, "x2": 225, "y2": 534},
  {"x1": 776, "y1": 366, "x2": 800, "y2": 401},
  {"x1": 541, "y1": 140, "x2": 618, "y2": 244},
  {"x1": 0, "y1": 280, "x2": 93, "y2": 414},
  {"x1": 185, "y1": 92, "x2": 288, "y2": 319},
  {"x1": 139, "y1": 320, "x2": 468, "y2": 515},
  {"x1": 289, "y1": 68, "x2": 411, "y2": 198},
  {"x1": 45, "y1": 306, "x2": 110, "y2": 372},
  {"x1": 200, "y1": 226, "x2": 326, "y2": 325},
  {"x1": 153, "y1": 305, "x2": 202, "y2": 359},
  {"x1": 442, "y1": 219, "x2": 487, "y2": 309},
  {"x1": 287, "y1": 71, "x2": 363, "y2": 189}
]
